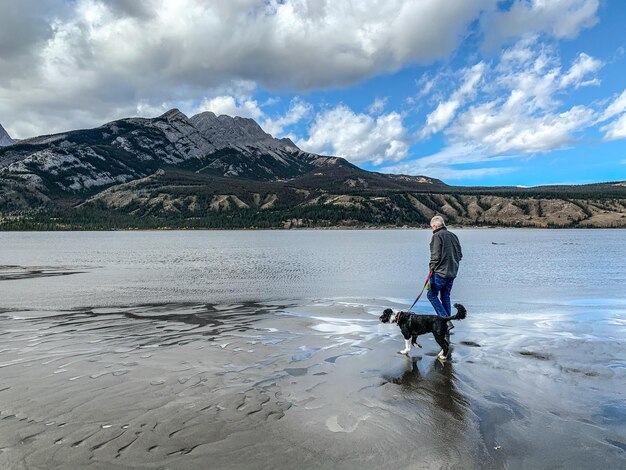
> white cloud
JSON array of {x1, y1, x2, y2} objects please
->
[
  {"x1": 422, "y1": 100, "x2": 461, "y2": 136},
  {"x1": 135, "y1": 101, "x2": 170, "y2": 118},
  {"x1": 599, "y1": 89, "x2": 626, "y2": 122},
  {"x1": 1, "y1": 0, "x2": 496, "y2": 137},
  {"x1": 420, "y1": 62, "x2": 485, "y2": 137},
  {"x1": 192, "y1": 94, "x2": 311, "y2": 137},
  {"x1": 0, "y1": 0, "x2": 606, "y2": 141},
  {"x1": 559, "y1": 53, "x2": 603, "y2": 88},
  {"x1": 413, "y1": 74, "x2": 437, "y2": 101},
  {"x1": 395, "y1": 35, "x2": 607, "y2": 181},
  {"x1": 598, "y1": 88, "x2": 626, "y2": 142},
  {"x1": 195, "y1": 95, "x2": 264, "y2": 120},
  {"x1": 262, "y1": 98, "x2": 312, "y2": 137},
  {"x1": 368, "y1": 97, "x2": 388, "y2": 115},
  {"x1": 442, "y1": 38, "x2": 600, "y2": 155},
  {"x1": 381, "y1": 142, "x2": 516, "y2": 180},
  {"x1": 482, "y1": 0, "x2": 599, "y2": 48},
  {"x1": 298, "y1": 105, "x2": 409, "y2": 164},
  {"x1": 381, "y1": 144, "x2": 515, "y2": 181},
  {"x1": 450, "y1": 102, "x2": 595, "y2": 154},
  {"x1": 405, "y1": 166, "x2": 514, "y2": 181},
  {"x1": 602, "y1": 113, "x2": 626, "y2": 141}
]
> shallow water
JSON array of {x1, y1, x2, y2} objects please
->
[{"x1": 1, "y1": 230, "x2": 625, "y2": 469}]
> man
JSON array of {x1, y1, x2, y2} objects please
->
[{"x1": 427, "y1": 215, "x2": 462, "y2": 330}]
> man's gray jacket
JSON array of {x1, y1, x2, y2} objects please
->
[{"x1": 429, "y1": 227, "x2": 462, "y2": 278}]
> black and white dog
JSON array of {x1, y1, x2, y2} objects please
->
[{"x1": 379, "y1": 304, "x2": 467, "y2": 361}]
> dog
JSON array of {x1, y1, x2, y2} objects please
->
[{"x1": 379, "y1": 303, "x2": 467, "y2": 361}]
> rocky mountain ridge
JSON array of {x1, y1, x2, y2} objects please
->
[
  {"x1": 0, "y1": 108, "x2": 321, "y2": 193},
  {"x1": 0, "y1": 110, "x2": 625, "y2": 229},
  {"x1": 0, "y1": 109, "x2": 442, "y2": 213},
  {"x1": 0, "y1": 124, "x2": 14, "y2": 147}
]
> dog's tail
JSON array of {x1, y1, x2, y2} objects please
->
[{"x1": 449, "y1": 303, "x2": 467, "y2": 320}]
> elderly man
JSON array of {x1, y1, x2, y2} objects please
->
[{"x1": 427, "y1": 216, "x2": 462, "y2": 329}]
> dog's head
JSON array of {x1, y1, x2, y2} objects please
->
[{"x1": 379, "y1": 308, "x2": 395, "y2": 323}]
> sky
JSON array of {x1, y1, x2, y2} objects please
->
[{"x1": 1, "y1": 0, "x2": 625, "y2": 186}]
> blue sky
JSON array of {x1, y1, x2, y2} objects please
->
[{"x1": 1, "y1": 0, "x2": 625, "y2": 186}]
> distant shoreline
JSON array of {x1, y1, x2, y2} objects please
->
[{"x1": 2, "y1": 225, "x2": 624, "y2": 233}]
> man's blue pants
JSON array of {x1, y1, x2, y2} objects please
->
[{"x1": 427, "y1": 273, "x2": 455, "y2": 318}]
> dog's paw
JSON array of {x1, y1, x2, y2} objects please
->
[
  {"x1": 412, "y1": 342, "x2": 422, "y2": 349},
  {"x1": 398, "y1": 349, "x2": 410, "y2": 356},
  {"x1": 437, "y1": 350, "x2": 447, "y2": 361}
]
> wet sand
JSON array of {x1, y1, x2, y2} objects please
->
[{"x1": 1, "y1": 299, "x2": 625, "y2": 469}]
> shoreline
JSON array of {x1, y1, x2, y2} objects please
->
[{"x1": 2, "y1": 224, "x2": 626, "y2": 232}]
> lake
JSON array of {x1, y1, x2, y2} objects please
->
[{"x1": 1, "y1": 229, "x2": 625, "y2": 469}]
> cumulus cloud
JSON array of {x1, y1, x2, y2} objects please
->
[
  {"x1": 387, "y1": 36, "x2": 608, "y2": 180},
  {"x1": 559, "y1": 53, "x2": 603, "y2": 88},
  {"x1": 297, "y1": 105, "x2": 409, "y2": 165},
  {"x1": 482, "y1": 0, "x2": 599, "y2": 48},
  {"x1": 418, "y1": 39, "x2": 602, "y2": 149},
  {"x1": 598, "y1": 89, "x2": 626, "y2": 123},
  {"x1": 598, "y1": 88, "x2": 626, "y2": 141},
  {"x1": 262, "y1": 98, "x2": 313, "y2": 137},
  {"x1": 195, "y1": 96, "x2": 264, "y2": 121},
  {"x1": 444, "y1": 38, "x2": 601, "y2": 155},
  {"x1": 420, "y1": 62, "x2": 485, "y2": 138},
  {"x1": 0, "y1": 0, "x2": 65, "y2": 62},
  {"x1": 1, "y1": 0, "x2": 495, "y2": 137},
  {"x1": 454, "y1": 105, "x2": 595, "y2": 154},
  {"x1": 0, "y1": 0, "x2": 607, "y2": 148},
  {"x1": 602, "y1": 113, "x2": 626, "y2": 141}
]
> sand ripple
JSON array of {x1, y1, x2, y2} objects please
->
[{"x1": 0, "y1": 299, "x2": 625, "y2": 469}]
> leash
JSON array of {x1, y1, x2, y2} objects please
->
[{"x1": 407, "y1": 271, "x2": 432, "y2": 312}]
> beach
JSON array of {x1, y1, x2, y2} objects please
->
[{"x1": 1, "y1": 230, "x2": 625, "y2": 469}]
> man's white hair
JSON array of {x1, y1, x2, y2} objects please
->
[{"x1": 430, "y1": 215, "x2": 446, "y2": 227}]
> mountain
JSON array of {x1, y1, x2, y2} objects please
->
[
  {"x1": 0, "y1": 108, "x2": 319, "y2": 194},
  {"x1": 0, "y1": 124, "x2": 14, "y2": 147},
  {"x1": 190, "y1": 111, "x2": 279, "y2": 148},
  {"x1": 0, "y1": 108, "x2": 440, "y2": 212},
  {"x1": 1, "y1": 109, "x2": 625, "y2": 229}
]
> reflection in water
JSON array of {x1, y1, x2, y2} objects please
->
[
  {"x1": 385, "y1": 357, "x2": 468, "y2": 422},
  {"x1": 0, "y1": 264, "x2": 86, "y2": 281},
  {"x1": 0, "y1": 293, "x2": 625, "y2": 468},
  {"x1": 4, "y1": 229, "x2": 626, "y2": 312}
]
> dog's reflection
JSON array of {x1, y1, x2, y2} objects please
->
[{"x1": 384, "y1": 357, "x2": 467, "y2": 420}]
